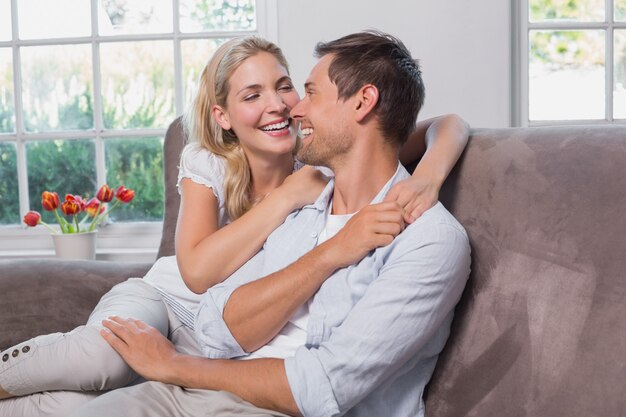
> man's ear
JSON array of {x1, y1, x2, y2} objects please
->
[
  {"x1": 212, "y1": 105, "x2": 231, "y2": 131},
  {"x1": 354, "y1": 84, "x2": 379, "y2": 123}
]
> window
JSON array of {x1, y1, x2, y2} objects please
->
[
  {"x1": 0, "y1": 0, "x2": 276, "y2": 259},
  {"x1": 518, "y1": 0, "x2": 626, "y2": 125}
]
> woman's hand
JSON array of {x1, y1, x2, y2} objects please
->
[
  {"x1": 100, "y1": 316, "x2": 179, "y2": 384},
  {"x1": 384, "y1": 166, "x2": 439, "y2": 224},
  {"x1": 276, "y1": 165, "x2": 329, "y2": 210}
]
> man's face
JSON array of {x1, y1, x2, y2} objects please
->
[{"x1": 290, "y1": 54, "x2": 352, "y2": 168}]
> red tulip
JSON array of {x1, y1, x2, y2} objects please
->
[
  {"x1": 116, "y1": 186, "x2": 135, "y2": 203},
  {"x1": 61, "y1": 194, "x2": 85, "y2": 216},
  {"x1": 23, "y1": 211, "x2": 41, "y2": 227},
  {"x1": 85, "y1": 198, "x2": 105, "y2": 217},
  {"x1": 41, "y1": 191, "x2": 60, "y2": 211},
  {"x1": 96, "y1": 184, "x2": 114, "y2": 202}
]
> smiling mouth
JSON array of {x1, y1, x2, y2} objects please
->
[
  {"x1": 260, "y1": 119, "x2": 290, "y2": 132},
  {"x1": 300, "y1": 127, "x2": 313, "y2": 138}
]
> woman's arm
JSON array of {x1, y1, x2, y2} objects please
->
[
  {"x1": 389, "y1": 113, "x2": 469, "y2": 222},
  {"x1": 176, "y1": 167, "x2": 327, "y2": 294}
]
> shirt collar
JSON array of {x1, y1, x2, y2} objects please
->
[{"x1": 306, "y1": 162, "x2": 410, "y2": 212}]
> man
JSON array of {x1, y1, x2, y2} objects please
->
[{"x1": 72, "y1": 30, "x2": 471, "y2": 417}]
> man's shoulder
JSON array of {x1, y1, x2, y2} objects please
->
[
  {"x1": 392, "y1": 202, "x2": 469, "y2": 252},
  {"x1": 415, "y1": 202, "x2": 466, "y2": 234}
]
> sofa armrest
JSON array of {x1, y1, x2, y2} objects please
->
[{"x1": 0, "y1": 259, "x2": 152, "y2": 350}]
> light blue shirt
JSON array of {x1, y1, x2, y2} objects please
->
[{"x1": 194, "y1": 163, "x2": 471, "y2": 417}]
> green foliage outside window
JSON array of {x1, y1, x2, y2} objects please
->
[
  {"x1": 0, "y1": 0, "x2": 254, "y2": 225},
  {"x1": 26, "y1": 140, "x2": 97, "y2": 225},
  {"x1": 106, "y1": 137, "x2": 164, "y2": 222}
]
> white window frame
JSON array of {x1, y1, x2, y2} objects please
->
[
  {"x1": 0, "y1": 0, "x2": 278, "y2": 261},
  {"x1": 516, "y1": 0, "x2": 626, "y2": 127}
]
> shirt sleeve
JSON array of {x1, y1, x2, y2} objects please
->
[
  {"x1": 193, "y1": 248, "x2": 266, "y2": 359},
  {"x1": 284, "y1": 220, "x2": 471, "y2": 417},
  {"x1": 177, "y1": 144, "x2": 226, "y2": 205}
]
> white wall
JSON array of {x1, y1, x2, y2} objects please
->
[{"x1": 275, "y1": 0, "x2": 512, "y2": 128}]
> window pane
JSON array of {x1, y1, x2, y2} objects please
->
[
  {"x1": 615, "y1": 30, "x2": 626, "y2": 119},
  {"x1": 181, "y1": 38, "x2": 228, "y2": 106},
  {"x1": 21, "y1": 45, "x2": 93, "y2": 132},
  {"x1": 18, "y1": 0, "x2": 91, "y2": 40},
  {"x1": 0, "y1": 0, "x2": 11, "y2": 41},
  {"x1": 530, "y1": 0, "x2": 604, "y2": 21},
  {"x1": 0, "y1": 142, "x2": 18, "y2": 225},
  {"x1": 101, "y1": 41, "x2": 175, "y2": 129},
  {"x1": 180, "y1": 0, "x2": 255, "y2": 32},
  {"x1": 529, "y1": 30, "x2": 605, "y2": 121},
  {"x1": 617, "y1": 0, "x2": 626, "y2": 21},
  {"x1": 0, "y1": 48, "x2": 14, "y2": 133},
  {"x1": 26, "y1": 139, "x2": 96, "y2": 224},
  {"x1": 98, "y1": 0, "x2": 173, "y2": 35},
  {"x1": 105, "y1": 137, "x2": 164, "y2": 222}
]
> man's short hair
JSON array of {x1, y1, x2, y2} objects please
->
[{"x1": 314, "y1": 30, "x2": 425, "y2": 146}]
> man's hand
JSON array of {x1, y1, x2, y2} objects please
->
[
  {"x1": 100, "y1": 316, "x2": 179, "y2": 383},
  {"x1": 323, "y1": 201, "x2": 405, "y2": 269},
  {"x1": 383, "y1": 166, "x2": 438, "y2": 224}
]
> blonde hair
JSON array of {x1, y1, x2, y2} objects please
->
[{"x1": 183, "y1": 37, "x2": 290, "y2": 220}]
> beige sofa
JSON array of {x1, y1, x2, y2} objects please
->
[{"x1": 1, "y1": 119, "x2": 625, "y2": 416}]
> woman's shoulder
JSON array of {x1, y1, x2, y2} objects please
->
[{"x1": 180, "y1": 143, "x2": 226, "y2": 175}]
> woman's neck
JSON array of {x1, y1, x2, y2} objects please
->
[{"x1": 247, "y1": 152, "x2": 295, "y2": 201}]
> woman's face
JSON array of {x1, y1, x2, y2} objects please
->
[{"x1": 215, "y1": 51, "x2": 300, "y2": 159}]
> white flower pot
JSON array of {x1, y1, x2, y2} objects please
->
[{"x1": 51, "y1": 230, "x2": 98, "y2": 260}]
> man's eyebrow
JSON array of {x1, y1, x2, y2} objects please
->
[{"x1": 304, "y1": 81, "x2": 315, "y2": 90}]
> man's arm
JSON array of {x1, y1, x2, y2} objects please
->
[
  {"x1": 223, "y1": 201, "x2": 405, "y2": 353},
  {"x1": 101, "y1": 317, "x2": 302, "y2": 416}
]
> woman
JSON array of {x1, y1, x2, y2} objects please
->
[{"x1": 0, "y1": 36, "x2": 468, "y2": 415}]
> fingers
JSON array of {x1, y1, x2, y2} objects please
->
[
  {"x1": 100, "y1": 326, "x2": 128, "y2": 355},
  {"x1": 101, "y1": 316, "x2": 148, "y2": 341}
]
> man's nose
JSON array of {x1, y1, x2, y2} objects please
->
[{"x1": 290, "y1": 98, "x2": 306, "y2": 120}]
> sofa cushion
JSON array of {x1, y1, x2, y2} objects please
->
[{"x1": 0, "y1": 259, "x2": 151, "y2": 350}]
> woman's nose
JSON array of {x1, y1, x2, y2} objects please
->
[{"x1": 267, "y1": 93, "x2": 287, "y2": 113}]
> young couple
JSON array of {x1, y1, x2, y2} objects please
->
[{"x1": 0, "y1": 31, "x2": 470, "y2": 417}]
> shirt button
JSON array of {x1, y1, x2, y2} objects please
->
[
  {"x1": 11, "y1": 349, "x2": 19, "y2": 358},
  {"x1": 2, "y1": 353, "x2": 8, "y2": 362},
  {"x1": 22, "y1": 346, "x2": 30, "y2": 353},
  {"x1": 311, "y1": 232, "x2": 317, "y2": 238}
]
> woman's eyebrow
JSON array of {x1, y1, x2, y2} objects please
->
[
  {"x1": 275, "y1": 75, "x2": 292, "y2": 85},
  {"x1": 236, "y1": 84, "x2": 262, "y2": 95}
]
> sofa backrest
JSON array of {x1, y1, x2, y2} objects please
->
[
  {"x1": 427, "y1": 125, "x2": 626, "y2": 416},
  {"x1": 157, "y1": 119, "x2": 626, "y2": 416},
  {"x1": 157, "y1": 117, "x2": 186, "y2": 259}
]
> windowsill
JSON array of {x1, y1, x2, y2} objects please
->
[{"x1": 0, "y1": 222, "x2": 162, "y2": 263}]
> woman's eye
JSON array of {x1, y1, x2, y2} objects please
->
[
  {"x1": 278, "y1": 84, "x2": 293, "y2": 92},
  {"x1": 244, "y1": 94, "x2": 259, "y2": 102}
]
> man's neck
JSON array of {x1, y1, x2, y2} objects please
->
[{"x1": 330, "y1": 140, "x2": 399, "y2": 215}]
